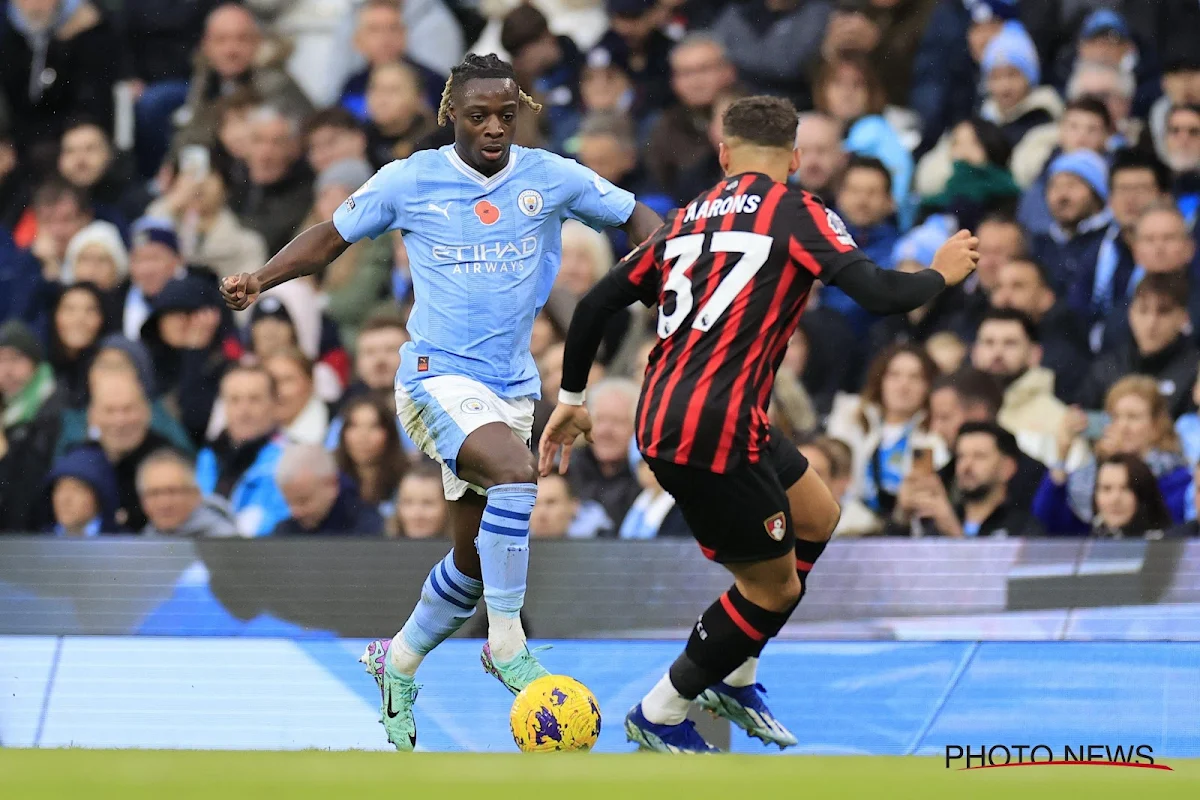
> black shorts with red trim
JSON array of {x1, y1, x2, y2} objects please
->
[{"x1": 645, "y1": 427, "x2": 808, "y2": 565}]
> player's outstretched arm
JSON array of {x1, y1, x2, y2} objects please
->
[
  {"x1": 220, "y1": 221, "x2": 352, "y2": 310},
  {"x1": 620, "y1": 201, "x2": 665, "y2": 247},
  {"x1": 538, "y1": 267, "x2": 646, "y2": 476},
  {"x1": 826, "y1": 230, "x2": 980, "y2": 316}
]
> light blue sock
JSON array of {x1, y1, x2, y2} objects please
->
[
  {"x1": 396, "y1": 550, "x2": 483, "y2": 664},
  {"x1": 478, "y1": 483, "x2": 537, "y2": 617}
]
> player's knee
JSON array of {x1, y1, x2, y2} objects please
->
[
  {"x1": 745, "y1": 568, "x2": 802, "y2": 612},
  {"x1": 817, "y1": 498, "x2": 840, "y2": 541},
  {"x1": 489, "y1": 457, "x2": 539, "y2": 488}
]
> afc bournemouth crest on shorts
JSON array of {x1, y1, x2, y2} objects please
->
[
  {"x1": 518, "y1": 189, "x2": 544, "y2": 216},
  {"x1": 417, "y1": 356, "x2": 429, "y2": 372},
  {"x1": 763, "y1": 512, "x2": 787, "y2": 541}
]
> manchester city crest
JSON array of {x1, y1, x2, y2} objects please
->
[{"x1": 518, "y1": 189, "x2": 544, "y2": 217}]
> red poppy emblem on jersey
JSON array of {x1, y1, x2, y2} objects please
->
[{"x1": 474, "y1": 200, "x2": 501, "y2": 225}]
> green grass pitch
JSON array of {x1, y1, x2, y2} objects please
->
[{"x1": 2, "y1": 751, "x2": 1198, "y2": 800}]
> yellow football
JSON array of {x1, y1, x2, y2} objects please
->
[{"x1": 510, "y1": 674, "x2": 602, "y2": 752}]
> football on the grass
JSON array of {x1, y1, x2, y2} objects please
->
[{"x1": 510, "y1": 674, "x2": 602, "y2": 752}]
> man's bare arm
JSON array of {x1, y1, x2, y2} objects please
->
[
  {"x1": 221, "y1": 221, "x2": 352, "y2": 309},
  {"x1": 621, "y1": 201, "x2": 665, "y2": 247}
]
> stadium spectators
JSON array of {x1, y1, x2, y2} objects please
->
[
  {"x1": 45, "y1": 443, "x2": 120, "y2": 536},
  {"x1": 566, "y1": 378, "x2": 642, "y2": 535},
  {"x1": 530, "y1": 473, "x2": 578, "y2": 539},
  {"x1": 339, "y1": 0, "x2": 444, "y2": 120},
  {"x1": 264, "y1": 348, "x2": 330, "y2": 446},
  {"x1": 138, "y1": 448, "x2": 238, "y2": 537},
  {"x1": 274, "y1": 442, "x2": 384, "y2": 535},
  {"x1": 391, "y1": 462, "x2": 448, "y2": 538},
  {"x1": 1090, "y1": 453, "x2": 1174, "y2": 539},
  {"x1": 120, "y1": 218, "x2": 188, "y2": 341},
  {"x1": 229, "y1": 106, "x2": 314, "y2": 255},
  {"x1": 334, "y1": 395, "x2": 405, "y2": 521}
]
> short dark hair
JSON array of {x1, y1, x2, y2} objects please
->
[
  {"x1": 1064, "y1": 96, "x2": 1113, "y2": 132},
  {"x1": 977, "y1": 213, "x2": 1028, "y2": 255},
  {"x1": 61, "y1": 118, "x2": 112, "y2": 142},
  {"x1": 978, "y1": 307, "x2": 1040, "y2": 344},
  {"x1": 500, "y1": 4, "x2": 551, "y2": 56},
  {"x1": 933, "y1": 368, "x2": 1004, "y2": 419},
  {"x1": 1132, "y1": 271, "x2": 1189, "y2": 311},
  {"x1": 842, "y1": 154, "x2": 893, "y2": 194},
  {"x1": 303, "y1": 107, "x2": 364, "y2": 139},
  {"x1": 438, "y1": 53, "x2": 541, "y2": 127},
  {"x1": 722, "y1": 95, "x2": 799, "y2": 149},
  {"x1": 32, "y1": 178, "x2": 91, "y2": 213},
  {"x1": 957, "y1": 420, "x2": 1021, "y2": 461},
  {"x1": 1003, "y1": 257, "x2": 1055, "y2": 290},
  {"x1": 222, "y1": 363, "x2": 278, "y2": 400},
  {"x1": 1109, "y1": 147, "x2": 1171, "y2": 193}
]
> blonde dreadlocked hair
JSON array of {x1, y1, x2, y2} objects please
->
[{"x1": 436, "y1": 53, "x2": 543, "y2": 127}]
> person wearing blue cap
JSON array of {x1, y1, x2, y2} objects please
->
[
  {"x1": 120, "y1": 216, "x2": 187, "y2": 341},
  {"x1": 980, "y1": 22, "x2": 1063, "y2": 148},
  {"x1": 1030, "y1": 149, "x2": 1115, "y2": 323}
]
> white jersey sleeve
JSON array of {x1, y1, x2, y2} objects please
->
[
  {"x1": 332, "y1": 159, "x2": 413, "y2": 243},
  {"x1": 555, "y1": 157, "x2": 637, "y2": 231}
]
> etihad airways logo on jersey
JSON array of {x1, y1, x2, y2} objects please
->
[
  {"x1": 432, "y1": 236, "x2": 538, "y2": 275},
  {"x1": 682, "y1": 194, "x2": 762, "y2": 224}
]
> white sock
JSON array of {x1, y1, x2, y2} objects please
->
[
  {"x1": 487, "y1": 610, "x2": 526, "y2": 664},
  {"x1": 640, "y1": 673, "x2": 692, "y2": 726},
  {"x1": 387, "y1": 633, "x2": 425, "y2": 677},
  {"x1": 723, "y1": 657, "x2": 758, "y2": 687}
]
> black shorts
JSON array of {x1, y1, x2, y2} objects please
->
[{"x1": 645, "y1": 427, "x2": 809, "y2": 565}]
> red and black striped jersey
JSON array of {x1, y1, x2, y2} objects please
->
[{"x1": 614, "y1": 172, "x2": 870, "y2": 473}]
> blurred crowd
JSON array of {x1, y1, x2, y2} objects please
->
[{"x1": 3, "y1": 0, "x2": 1200, "y2": 540}]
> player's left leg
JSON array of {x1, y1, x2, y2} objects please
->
[{"x1": 455, "y1": 420, "x2": 549, "y2": 694}]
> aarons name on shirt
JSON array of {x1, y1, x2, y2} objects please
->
[{"x1": 682, "y1": 194, "x2": 762, "y2": 224}]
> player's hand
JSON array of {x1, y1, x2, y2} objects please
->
[
  {"x1": 930, "y1": 230, "x2": 981, "y2": 287},
  {"x1": 538, "y1": 403, "x2": 594, "y2": 477},
  {"x1": 221, "y1": 272, "x2": 262, "y2": 310}
]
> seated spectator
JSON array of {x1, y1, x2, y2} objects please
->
[
  {"x1": 793, "y1": 112, "x2": 847, "y2": 200},
  {"x1": 196, "y1": 365, "x2": 290, "y2": 537},
  {"x1": 273, "y1": 443, "x2": 383, "y2": 535},
  {"x1": 928, "y1": 367, "x2": 1045, "y2": 505},
  {"x1": 264, "y1": 349, "x2": 330, "y2": 446},
  {"x1": 530, "y1": 473, "x2": 578, "y2": 540},
  {"x1": 618, "y1": 455, "x2": 690, "y2": 539},
  {"x1": 925, "y1": 331, "x2": 967, "y2": 377},
  {"x1": 45, "y1": 445, "x2": 120, "y2": 536},
  {"x1": 969, "y1": 308, "x2": 1083, "y2": 468},
  {"x1": 304, "y1": 108, "x2": 369, "y2": 175},
  {"x1": 672, "y1": 86, "x2": 749, "y2": 205},
  {"x1": 593, "y1": 0, "x2": 674, "y2": 122},
  {"x1": 84, "y1": 369, "x2": 178, "y2": 530},
  {"x1": 54, "y1": 335, "x2": 195, "y2": 458},
  {"x1": 1036, "y1": 375, "x2": 1191, "y2": 534},
  {"x1": 139, "y1": 275, "x2": 237, "y2": 444},
  {"x1": 210, "y1": 88, "x2": 261, "y2": 180},
  {"x1": 138, "y1": 449, "x2": 238, "y2": 537},
  {"x1": 174, "y1": 4, "x2": 313, "y2": 152},
  {"x1": 710, "y1": 0, "x2": 830, "y2": 107},
  {"x1": 0, "y1": 321, "x2": 63, "y2": 532},
  {"x1": 915, "y1": 21, "x2": 1061, "y2": 195},
  {"x1": 0, "y1": 0, "x2": 117, "y2": 170},
  {"x1": 390, "y1": 462, "x2": 448, "y2": 539},
  {"x1": 1164, "y1": 104, "x2": 1200, "y2": 226},
  {"x1": 56, "y1": 121, "x2": 151, "y2": 237},
  {"x1": 1016, "y1": 97, "x2": 1113, "y2": 237},
  {"x1": 144, "y1": 156, "x2": 268, "y2": 280},
  {"x1": 23, "y1": 180, "x2": 94, "y2": 282},
  {"x1": 922, "y1": 116, "x2": 1021, "y2": 235},
  {"x1": 229, "y1": 106, "x2": 315, "y2": 255},
  {"x1": 576, "y1": 43, "x2": 637, "y2": 134},
  {"x1": 573, "y1": 111, "x2": 673, "y2": 225},
  {"x1": 324, "y1": 310, "x2": 410, "y2": 449},
  {"x1": 565, "y1": 378, "x2": 642, "y2": 534},
  {"x1": 827, "y1": 343, "x2": 945, "y2": 520},
  {"x1": 813, "y1": 54, "x2": 912, "y2": 206},
  {"x1": 246, "y1": 293, "x2": 348, "y2": 403},
  {"x1": 120, "y1": 218, "x2": 188, "y2": 340},
  {"x1": 822, "y1": 155, "x2": 900, "y2": 337},
  {"x1": 989, "y1": 258, "x2": 1089, "y2": 403},
  {"x1": 864, "y1": 219, "x2": 967, "y2": 357},
  {"x1": 501, "y1": 4, "x2": 584, "y2": 154},
  {"x1": 1063, "y1": 60, "x2": 1140, "y2": 154},
  {"x1": 959, "y1": 213, "x2": 1026, "y2": 332},
  {"x1": 1081, "y1": 273, "x2": 1199, "y2": 419},
  {"x1": 304, "y1": 159, "x2": 392, "y2": 345},
  {"x1": 49, "y1": 283, "x2": 110, "y2": 408},
  {"x1": 334, "y1": 395, "x2": 405, "y2": 521},
  {"x1": 800, "y1": 436, "x2": 879, "y2": 537},
  {"x1": 1061, "y1": 11, "x2": 1155, "y2": 128},
  {"x1": 61, "y1": 222, "x2": 129, "y2": 306},
  {"x1": 1030, "y1": 150, "x2": 1113, "y2": 323},
  {"x1": 1091, "y1": 453, "x2": 1173, "y2": 539},
  {"x1": 338, "y1": 0, "x2": 444, "y2": 121},
  {"x1": 890, "y1": 421, "x2": 1044, "y2": 537},
  {"x1": 793, "y1": 300, "x2": 861, "y2": 420},
  {"x1": 646, "y1": 34, "x2": 737, "y2": 205},
  {"x1": 364, "y1": 63, "x2": 437, "y2": 168},
  {"x1": 1149, "y1": 54, "x2": 1200, "y2": 166}
]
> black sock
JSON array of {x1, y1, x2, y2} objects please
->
[
  {"x1": 795, "y1": 538, "x2": 828, "y2": 601},
  {"x1": 667, "y1": 587, "x2": 792, "y2": 699}
]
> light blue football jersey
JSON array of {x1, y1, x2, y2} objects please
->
[{"x1": 332, "y1": 144, "x2": 636, "y2": 398}]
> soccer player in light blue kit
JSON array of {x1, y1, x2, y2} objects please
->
[{"x1": 220, "y1": 53, "x2": 664, "y2": 751}]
